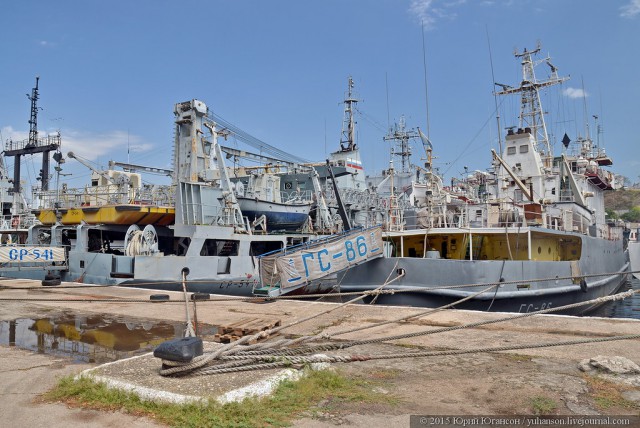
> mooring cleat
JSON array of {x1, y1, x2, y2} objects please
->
[{"x1": 153, "y1": 337, "x2": 203, "y2": 362}]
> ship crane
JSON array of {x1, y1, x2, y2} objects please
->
[
  {"x1": 67, "y1": 151, "x2": 124, "y2": 186},
  {"x1": 108, "y1": 160, "x2": 173, "y2": 177}
]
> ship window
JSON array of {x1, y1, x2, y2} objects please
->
[
  {"x1": 250, "y1": 241, "x2": 283, "y2": 256},
  {"x1": 176, "y1": 237, "x2": 190, "y2": 256},
  {"x1": 514, "y1": 189, "x2": 523, "y2": 203},
  {"x1": 200, "y1": 239, "x2": 239, "y2": 256},
  {"x1": 519, "y1": 145, "x2": 529, "y2": 153},
  {"x1": 507, "y1": 146, "x2": 516, "y2": 155}
]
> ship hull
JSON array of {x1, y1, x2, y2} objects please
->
[
  {"x1": 628, "y1": 241, "x2": 640, "y2": 280},
  {"x1": 338, "y1": 234, "x2": 630, "y2": 315}
]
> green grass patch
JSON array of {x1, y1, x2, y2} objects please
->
[
  {"x1": 584, "y1": 376, "x2": 640, "y2": 411},
  {"x1": 529, "y1": 395, "x2": 558, "y2": 415},
  {"x1": 502, "y1": 353, "x2": 532, "y2": 362},
  {"x1": 44, "y1": 368, "x2": 395, "y2": 427}
]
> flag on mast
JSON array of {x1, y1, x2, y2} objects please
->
[{"x1": 418, "y1": 127, "x2": 433, "y2": 151}]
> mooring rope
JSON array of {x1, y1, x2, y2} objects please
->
[
  {"x1": 329, "y1": 282, "x2": 500, "y2": 337},
  {"x1": 159, "y1": 263, "x2": 405, "y2": 376},
  {"x1": 178, "y1": 333, "x2": 640, "y2": 376},
  {"x1": 228, "y1": 288, "x2": 640, "y2": 359},
  {"x1": 159, "y1": 287, "x2": 639, "y2": 376}
]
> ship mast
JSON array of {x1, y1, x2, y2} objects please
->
[
  {"x1": 384, "y1": 116, "x2": 417, "y2": 173},
  {"x1": 495, "y1": 44, "x2": 568, "y2": 157},
  {"x1": 4, "y1": 77, "x2": 61, "y2": 216},
  {"x1": 339, "y1": 76, "x2": 358, "y2": 152}
]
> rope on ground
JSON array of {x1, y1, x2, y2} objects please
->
[
  {"x1": 176, "y1": 333, "x2": 640, "y2": 376},
  {"x1": 216, "y1": 334, "x2": 640, "y2": 367},
  {"x1": 329, "y1": 282, "x2": 500, "y2": 337},
  {"x1": 159, "y1": 263, "x2": 405, "y2": 376},
  {"x1": 226, "y1": 288, "x2": 640, "y2": 359},
  {"x1": 160, "y1": 287, "x2": 639, "y2": 377}
]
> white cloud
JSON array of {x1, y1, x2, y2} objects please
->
[
  {"x1": 62, "y1": 129, "x2": 152, "y2": 161},
  {"x1": 621, "y1": 0, "x2": 640, "y2": 18},
  {"x1": 409, "y1": 0, "x2": 436, "y2": 27},
  {"x1": 1, "y1": 126, "x2": 27, "y2": 143},
  {"x1": 408, "y1": 0, "x2": 464, "y2": 28},
  {"x1": 563, "y1": 87, "x2": 588, "y2": 99},
  {"x1": 1, "y1": 126, "x2": 152, "y2": 162}
]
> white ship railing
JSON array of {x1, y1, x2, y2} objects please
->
[{"x1": 33, "y1": 184, "x2": 176, "y2": 210}]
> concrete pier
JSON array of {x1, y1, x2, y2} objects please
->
[{"x1": 1, "y1": 279, "x2": 639, "y2": 427}]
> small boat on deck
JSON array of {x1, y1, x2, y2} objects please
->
[
  {"x1": 236, "y1": 196, "x2": 312, "y2": 232},
  {"x1": 232, "y1": 170, "x2": 312, "y2": 232}
]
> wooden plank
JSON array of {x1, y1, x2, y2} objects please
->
[{"x1": 217, "y1": 317, "x2": 282, "y2": 339}]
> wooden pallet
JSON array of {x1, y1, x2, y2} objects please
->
[
  {"x1": 213, "y1": 317, "x2": 282, "y2": 343},
  {"x1": 213, "y1": 333, "x2": 242, "y2": 344}
]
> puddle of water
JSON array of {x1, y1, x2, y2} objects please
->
[{"x1": 0, "y1": 312, "x2": 204, "y2": 364}]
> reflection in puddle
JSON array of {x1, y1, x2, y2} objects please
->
[{"x1": 0, "y1": 312, "x2": 190, "y2": 363}]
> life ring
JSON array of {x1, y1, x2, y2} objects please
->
[{"x1": 11, "y1": 217, "x2": 19, "y2": 228}]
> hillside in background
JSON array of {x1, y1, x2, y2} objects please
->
[{"x1": 604, "y1": 189, "x2": 640, "y2": 211}]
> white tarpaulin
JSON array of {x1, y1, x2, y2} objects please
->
[
  {"x1": 0, "y1": 247, "x2": 65, "y2": 263},
  {"x1": 260, "y1": 226, "x2": 383, "y2": 289}
]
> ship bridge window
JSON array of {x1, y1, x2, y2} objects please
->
[
  {"x1": 200, "y1": 239, "x2": 239, "y2": 256},
  {"x1": 507, "y1": 146, "x2": 517, "y2": 155},
  {"x1": 250, "y1": 241, "x2": 283, "y2": 256},
  {"x1": 519, "y1": 145, "x2": 529, "y2": 153}
]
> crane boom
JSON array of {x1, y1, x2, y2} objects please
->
[{"x1": 68, "y1": 151, "x2": 117, "y2": 184}]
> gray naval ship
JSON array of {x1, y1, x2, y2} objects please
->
[
  {"x1": 0, "y1": 98, "x2": 310, "y2": 294},
  {"x1": 331, "y1": 45, "x2": 630, "y2": 314},
  {"x1": 0, "y1": 78, "x2": 384, "y2": 295}
]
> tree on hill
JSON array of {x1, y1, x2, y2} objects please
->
[
  {"x1": 605, "y1": 208, "x2": 619, "y2": 220},
  {"x1": 621, "y1": 206, "x2": 640, "y2": 222}
]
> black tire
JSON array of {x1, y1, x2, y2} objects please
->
[
  {"x1": 150, "y1": 294, "x2": 170, "y2": 302},
  {"x1": 190, "y1": 292, "x2": 210, "y2": 301},
  {"x1": 41, "y1": 279, "x2": 61, "y2": 287},
  {"x1": 44, "y1": 274, "x2": 61, "y2": 281}
]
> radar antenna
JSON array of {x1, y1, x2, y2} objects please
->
[{"x1": 495, "y1": 44, "x2": 569, "y2": 156}]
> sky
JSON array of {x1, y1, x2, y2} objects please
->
[{"x1": 1, "y1": 0, "x2": 639, "y2": 192}]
